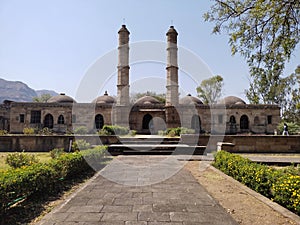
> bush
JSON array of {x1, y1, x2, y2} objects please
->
[
  {"x1": 81, "y1": 146, "x2": 108, "y2": 170},
  {"x1": 0, "y1": 130, "x2": 8, "y2": 135},
  {"x1": 5, "y1": 152, "x2": 39, "y2": 169},
  {"x1": 23, "y1": 127, "x2": 35, "y2": 135},
  {"x1": 38, "y1": 127, "x2": 53, "y2": 135},
  {"x1": 0, "y1": 148, "x2": 109, "y2": 213},
  {"x1": 73, "y1": 126, "x2": 89, "y2": 134},
  {"x1": 100, "y1": 125, "x2": 129, "y2": 135},
  {"x1": 72, "y1": 139, "x2": 91, "y2": 151},
  {"x1": 129, "y1": 130, "x2": 137, "y2": 136},
  {"x1": 163, "y1": 127, "x2": 195, "y2": 137},
  {"x1": 50, "y1": 148, "x2": 65, "y2": 159},
  {"x1": 214, "y1": 151, "x2": 300, "y2": 215}
]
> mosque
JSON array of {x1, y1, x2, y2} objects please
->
[{"x1": 0, "y1": 25, "x2": 280, "y2": 134}]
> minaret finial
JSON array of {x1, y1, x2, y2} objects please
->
[
  {"x1": 171, "y1": 19, "x2": 173, "y2": 25},
  {"x1": 123, "y1": 18, "x2": 126, "y2": 25}
]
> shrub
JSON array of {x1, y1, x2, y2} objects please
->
[
  {"x1": 81, "y1": 146, "x2": 108, "y2": 170},
  {"x1": 0, "y1": 130, "x2": 8, "y2": 135},
  {"x1": 23, "y1": 127, "x2": 35, "y2": 135},
  {"x1": 38, "y1": 127, "x2": 53, "y2": 135},
  {"x1": 213, "y1": 151, "x2": 300, "y2": 215},
  {"x1": 0, "y1": 148, "x2": 109, "y2": 213},
  {"x1": 129, "y1": 130, "x2": 137, "y2": 136},
  {"x1": 100, "y1": 125, "x2": 129, "y2": 135},
  {"x1": 5, "y1": 152, "x2": 39, "y2": 169},
  {"x1": 164, "y1": 127, "x2": 195, "y2": 137},
  {"x1": 72, "y1": 139, "x2": 91, "y2": 151},
  {"x1": 50, "y1": 148, "x2": 65, "y2": 159},
  {"x1": 73, "y1": 126, "x2": 88, "y2": 134}
]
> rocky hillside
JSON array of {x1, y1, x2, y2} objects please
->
[{"x1": 0, "y1": 78, "x2": 57, "y2": 103}]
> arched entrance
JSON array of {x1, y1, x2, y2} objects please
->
[
  {"x1": 142, "y1": 114, "x2": 153, "y2": 131},
  {"x1": 240, "y1": 115, "x2": 249, "y2": 130},
  {"x1": 191, "y1": 115, "x2": 201, "y2": 133},
  {"x1": 44, "y1": 114, "x2": 54, "y2": 129},
  {"x1": 95, "y1": 114, "x2": 104, "y2": 130}
]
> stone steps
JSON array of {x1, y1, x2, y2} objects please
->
[{"x1": 108, "y1": 137, "x2": 206, "y2": 155}]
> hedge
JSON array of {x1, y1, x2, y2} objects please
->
[
  {"x1": 0, "y1": 146, "x2": 107, "y2": 214},
  {"x1": 214, "y1": 151, "x2": 300, "y2": 215}
]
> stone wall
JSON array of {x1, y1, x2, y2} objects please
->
[
  {"x1": 181, "y1": 135, "x2": 300, "y2": 153},
  {"x1": 0, "y1": 135, "x2": 119, "y2": 152}
]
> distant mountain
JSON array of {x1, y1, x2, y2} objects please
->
[
  {"x1": 36, "y1": 89, "x2": 58, "y2": 97},
  {"x1": 0, "y1": 78, "x2": 58, "y2": 103}
]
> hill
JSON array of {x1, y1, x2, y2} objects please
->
[{"x1": 0, "y1": 78, "x2": 58, "y2": 103}]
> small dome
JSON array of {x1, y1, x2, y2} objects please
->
[
  {"x1": 179, "y1": 94, "x2": 203, "y2": 105},
  {"x1": 134, "y1": 96, "x2": 161, "y2": 106},
  {"x1": 47, "y1": 93, "x2": 76, "y2": 103},
  {"x1": 92, "y1": 91, "x2": 115, "y2": 104},
  {"x1": 219, "y1": 96, "x2": 246, "y2": 105}
]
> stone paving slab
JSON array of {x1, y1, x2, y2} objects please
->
[{"x1": 37, "y1": 156, "x2": 238, "y2": 225}]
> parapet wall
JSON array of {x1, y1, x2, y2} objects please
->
[
  {"x1": 0, "y1": 135, "x2": 119, "y2": 152},
  {"x1": 0, "y1": 134, "x2": 300, "y2": 153},
  {"x1": 181, "y1": 135, "x2": 300, "y2": 153}
]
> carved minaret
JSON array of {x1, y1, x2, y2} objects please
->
[
  {"x1": 117, "y1": 24, "x2": 130, "y2": 106},
  {"x1": 113, "y1": 25, "x2": 130, "y2": 127},
  {"x1": 166, "y1": 25, "x2": 179, "y2": 106},
  {"x1": 165, "y1": 26, "x2": 180, "y2": 128}
]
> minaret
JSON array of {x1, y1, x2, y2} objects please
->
[
  {"x1": 113, "y1": 25, "x2": 130, "y2": 127},
  {"x1": 117, "y1": 24, "x2": 130, "y2": 106},
  {"x1": 165, "y1": 26, "x2": 180, "y2": 128},
  {"x1": 166, "y1": 25, "x2": 179, "y2": 106}
]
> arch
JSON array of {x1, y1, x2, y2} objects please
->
[
  {"x1": 44, "y1": 114, "x2": 54, "y2": 129},
  {"x1": 229, "y1": 115, "x2": 236, "y2": 124},
  {"x1": 191, "y1": 115, "x2": 201, "y2": 133},
  {"x1": 57, "y1": 115, "x2": 65, "y2": 124},
  {"x1": 240, "y1": 115, "x2": 249, "y2": 130},
  {"x1": 142, "y1": 114, "x2": 153, "y2": 130},
  {"x1": 95, "y1": 114, "x2": 104, "y2": 130}
]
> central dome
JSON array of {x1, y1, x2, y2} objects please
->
[
  {"x1": 134, "y1": 96, "x2": 161, "y2": 106},
  {"x1": 47, "y1": 93, "x2": 76, "y2": 103},
  {"x1": 92, "y1": 91, "x2": 115, "y2": 104},
  {"x1": 179, "y1": 94, "x2": 203, "y2": 105}
]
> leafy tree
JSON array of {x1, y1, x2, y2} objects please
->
[
  {"x1": 33, "y1": 94, "x2": 52, "y2": 102},
  {"x1": 196, "y1": 75, "x2": 224, "y2": 104},
  {"x1": 131, "y1": 91, "x2": 166, "y2": 104},
  {"x1": 204, "y1": 0, "x2": 300, "y2": 105}
]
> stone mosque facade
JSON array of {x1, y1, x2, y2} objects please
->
[{"x1": 0, "y1": 25, "x2": 280, "y2": 135}]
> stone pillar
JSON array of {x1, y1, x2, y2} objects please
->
[
  {"x1": 165, "y1": 26, "x2": 180, "y2": 128},
  {"x1": 114, "y1": 25, "x2": 130, "y2": 127},
  {"x1": 166, "y1": 25, "x2": 179, "y2": 107},
  {"x1": 117, "y1": 24, "x2": 130, "y2": 106}
]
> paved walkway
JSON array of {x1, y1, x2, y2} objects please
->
[{"x1": 37, "y1": 156, "x2": 238, "y2": 225}]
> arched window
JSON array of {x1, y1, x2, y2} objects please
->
[
  {"x1": 95, "y1": 114, "x2": 104, "y2": 129},
  {"x1": 240, "y1": 115, "x2": 249, "y2": 130},
  {"x1": 58, "y1": 115, "x2": 64, "y2": 124},
  {"x1": 229, "y1": 115, "x2": 236, "y2": 124},
  {"x1": 142, "y1": 114, "x2": 153, "y2": 129},
  {"x1": 191, "y1": 115, "x2": 201, "y2": 133},
  {"x1": 44, "y1": 114, "x2": 54, "y2": 129}
]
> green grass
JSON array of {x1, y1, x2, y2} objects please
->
[{"x1": 0, "y1": 152, "x2": 52, "y2": 171}]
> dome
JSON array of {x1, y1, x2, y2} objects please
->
[
  {"x1": 219, "y1": 96, "x2": 246, "y2": 105},
  {"x1": 92, "y1": 91, "x2": 115, "y2": 104},
  {"x1": 47, "y1": 93, "x2": 76, "y2": 103},
  {"x1": 134, "y1": 96, "x2": 161, "y2": 106},
  {"x1": 179, "y1": 94, "x2": 203, "y2": 105}
]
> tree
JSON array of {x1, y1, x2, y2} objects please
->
[
  {"x1": 32, "y1": 94, "x2": 52, "y2": 103},
  {"x1": 196, "y1": 75, "x2": 224, "y2": 104},
  {"x1": 204, "y1": 0, "x2": 300, "y2": 105}
]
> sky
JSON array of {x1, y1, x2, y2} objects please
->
[{"x1": 0, "y1": 0, "x2": 299, "y2": 102}]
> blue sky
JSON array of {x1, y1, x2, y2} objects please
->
[{"x1": 0, "y1": 0, "x2": 299, "y2": 102}]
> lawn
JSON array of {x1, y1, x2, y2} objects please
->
[{"x1": 0, "y1": 152, "x2": 52, "y2": 171}]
